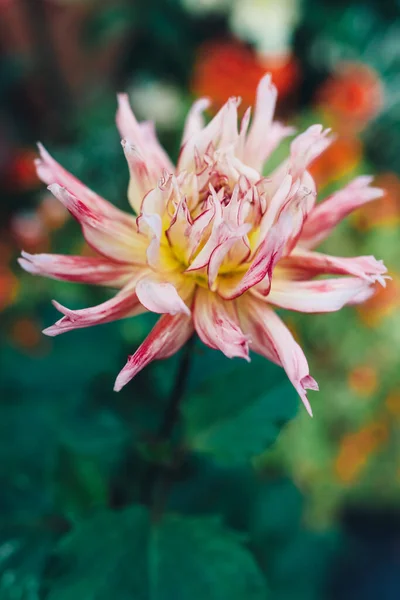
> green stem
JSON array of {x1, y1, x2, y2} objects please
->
[{"x1": 141, "y1": 335, "x2": 195, "y2": 516}]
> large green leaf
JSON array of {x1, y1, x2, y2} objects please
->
[
  {"x1": 46, "y1": 506, "x2": 268, "y2": 600},
  {"x1": 182, "y1": 351, "x2": 298, "y2": 464},
  {"x1": 168, "y1": 459, "x2": 304, "y2": 540}
]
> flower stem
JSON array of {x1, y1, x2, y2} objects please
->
[
  {"x1": 141, "y1": 335, "x2": 195, "y2": 517},
  {"x1": 158, "y1": 334, "x2": 195, "y2": 439}
]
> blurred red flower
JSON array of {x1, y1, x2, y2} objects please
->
[
  {"x1": 192, "y1": 40, "x2": 300, "y2": 112},
  {"x1": 315, "y1": 62, "x2": 384, "y2": 132}
]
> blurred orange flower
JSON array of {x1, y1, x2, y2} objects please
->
[
  {"x1": 309, "y1": 136, "x2": 362, "y2": 190},
  {"x1": 352, "y1": 173, "x2": 400, "y2": 231},
  {"x1": 347, "y1": 364, "x2": 378, "y2": 398},
  {"x1": 385, "y1": 390, "x2": 400, "y2": 418},
  {"x1": 315, "y1": 62, "x2": 384, "y2": 133},
  {"x1": 192, "y1": 40, "x2": 300, "y2": 112},
  {"x1": 10, "y1": 317, "x2": 43, "y2": 350},
  {"x1": 357, "y1": 275, "x2": 400, "y2": 327},
  {"x1": 335, "y1": 421, "x2": 388, "y2": 484},
  {"x1": 0, "y1": 267, "x2": 19, "y2": 311}
]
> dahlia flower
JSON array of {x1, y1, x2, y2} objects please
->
[{"x1": 19, "y1": 75, "x2": 386, "y2": 415}]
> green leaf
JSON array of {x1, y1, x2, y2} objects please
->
[
  {"x1": 46, "y1": 506, "x2": 268, "y2": 600},
  {"x1": 264, "y1": 530, "x2": 340, "y2": 600},
  {"x1": 0, "y1": 519, "x2": 62, "y2": 600},
  {"x1": 182, "y1": 352, "x2": 298, "y2": 464},
  {"x1": 83, "y1": 5, "x2": 135, "y2": 49},
  {"x1": 168, "y1": 459, "x2": 304, "y2": 543}
]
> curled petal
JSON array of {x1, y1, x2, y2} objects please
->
[
  {"x1": 277, "y1": 248, "x2": 388, "y2": 285},
  {"x1": 187, "y1": 186, "x2": 250, "y2": 278},
  {"x1": 43, "y1": 279, "x2": 145, "y2": 337},
  {"x1": 36, "y1": 144, "x2": 133, "y2": 224},
  {"x1": 114, "y1": 313, "x2": 194, "y2": 391},
  {"x1": 266, "y1": 277, "x2": 380, "y2": 313},
  {"x1": 18, "y1": 252, "x2": 134, "y2": 287},
  {"x1": 135, "y1": 276, "x2": 193, "y2": 316},
  {"x1": 193, "y1": 287, "x2": 250, "y2": 360},
  {"x1": 165, "y1": 196, "x2": 193, "y2": 263},
  {"x1": 258, "y1": 174, "x2": 293, "y2": 241},
  {"x1": 299, "y1": 176, "x2": 384, "y2": 249},
  {"x1": 49, "y1": 184, "x2": 148, "y2": 264},
  {"x1": 238, "y1": 295, "x2": 317, "y2": 415},
  {"x1": 218, "y1": 213, "x2": 291, "y2": 300},
  {"x1": 136, "y1": 212, "x2": 163, "y2": 268}
]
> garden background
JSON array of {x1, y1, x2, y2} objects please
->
[{"x1": 1, "y1": 0, "x2": 400, "y2": 598}]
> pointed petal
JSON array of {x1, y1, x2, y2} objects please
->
[
  {"x1": 261, "y1": 122, "x2": 296, "y2": 165},
  {"x1": 117, "y1": 94, "x2": 174, "y2": 171},
  {"x1": 289, "y1": 125, "x2": 332, "y2": 180},
  {"x1": 277, "y1": 248, "x2": 387, "y2": 285},
  {"x1": 245, "y1": 74, "x2": 277, "y2": 171},
  {"x1": 43, "y1": 279, "x2": 145, "y2": 337},
  {"x1": 18, "y1": 252, "x2": 134, "y2": 287},
  {"x1": 49, "y1": 184, "x2": 148, "y2": 264},
  {"x1": 182, "y1": 97, "x2": 211, "y2": 145},
  {"x1": 178, "y1": 97, "x2": 239, "y2": 172},
  {"x1": 299, "y1": 176, "x2": 384, "y2": 249},
  {"x1": 238, "y1": 295, "x2": 317, "y2": 415},
  {"x1": 114, "y1": 313, "x2": 194, "y2": 391},
  {"x1": 135, "y1": 276, "x2": 192, "y2": 316},
  {"x1": 266, "y1": 277, "x2": 379, "y2": 313},
  {"x1": 117, "y1": 95, "x2": 174, "y2": 214},
  {"x1": 121, "y1": 140, "x2": 155, "y2": 214},
  {"x1": 193, "y1": 287, "x2": 250, "y2": 360},
  {"x1": 138, "y1": 120, "x2": 175, "y2": 173},
  {"x1": 36, "y1": 144, "x2": 133, "y2": 224}
]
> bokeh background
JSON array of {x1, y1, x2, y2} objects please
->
[{"x1": 1, "y1": 0, "x2": 400, "y2": 598}]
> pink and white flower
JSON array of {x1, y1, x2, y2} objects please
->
[{"x1": 19, "y1": 75, "x2": 386, "y2": 415}]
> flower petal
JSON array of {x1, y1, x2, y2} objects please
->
[
  {"x1": 299, "y1": 176, "x2": 384, "y2": 249},
  {"x1": 43, "y1": 279, "x2": 145, "y2": 337},
  {"x1": 217, "y1": 212, "x2": 291, "y2": 300},
  {"x1": 18, "y1": 252, "x2": 134, "y2": 287},
  {"x1": 244, "y1": 74, "x2": 277, "y2": 171},
  {"x1": 135, "y1": 276, "x2": 192, "y2": 316},
  {"x1": 114, "y1": 313, "x2": 194, "y2": 391},
  {"x1": 121, "y1": 140, "x2": 155, "y2": 214},
  {"x1": 238, "y1": 295, "x2": 317, "y2": 415},
  {"x1": 178, "y1": 97, "x2": 239, "y2": 172},
  {"x1": 289, "y1": 124, "x2": 332, "y2": 180},
  {"x1": 193, "y1": 287, "x2": 250, "y2": 360},
  {"x1": 116, "y1": 94, "x2": 173, "y2": 173},
  {"x1": 49, "y1": 184, "x2": 148, "y2": 264},
  {"x1": 36, "y1": 144, "x2": 133, "y2": 224},
  {"x1": 266, "y1": 277, "x2": 379, "y2": 313},
  {"x1": 182, "y1": 97, "x2": 211, "y2": 145},
  {"x1": 117, "y1": 95, "x2": 174, "y2": 213},
  {"x1": 276, "y1": 248, "x2": 388, "y2": 285}
]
